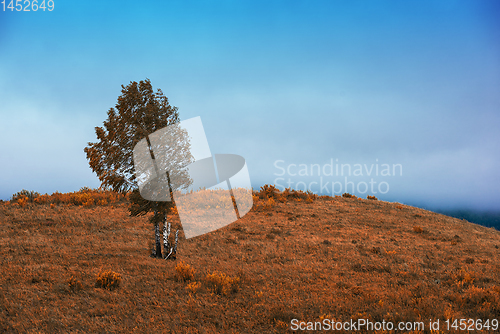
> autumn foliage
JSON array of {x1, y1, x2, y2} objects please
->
[
  {"x1": 95, "y1": 270, "x2": 122, "y2": 291},
  {"x1": 10, "y1": 187, "x2": 126, "y2": 207}
]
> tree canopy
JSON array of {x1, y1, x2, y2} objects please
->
[{"x1": 84, "y1": 78, "x2": 180, "y2": 195}]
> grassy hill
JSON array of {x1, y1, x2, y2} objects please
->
[{"x1": 1, "y1": 187, "x2": 499, "y2": 333}]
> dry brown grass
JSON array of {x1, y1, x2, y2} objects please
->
[{"x1": 0, "y1": 187, "x2": 499, "y2": 333}]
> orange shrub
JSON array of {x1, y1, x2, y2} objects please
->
[
  {"x1": 176, "y1": 261, "x2": 195, "y2": 281},
  {"x1": 67, "y1": 276, "x2": 83, "y2": 292},
  {"x1": 204, "y1": 271, "x2": 240, "y2": 295},
  {"x1": 95, "y1": 270, "x2": 121, "y2": 290},
  {"x1": 252, "y1": 184, "x2": 317, "y2": 210},
  {"x1": 34, "y1": 194, "x2": 51, "y2": 204},
  {"x1": 11, "y1": 190, "x2": 39, "y2": 202},
  {"x1": 17, "y1": 196, "x2": 28, "y2": 207},
  {"x1": 413, "y1": 225, "x2": 424, "y2": 233},
  {"x1": 186, "y1": 281, "x2": 201, "y2": 294},
  {"x1": 13, "y1": 188, "x2": 126, "y2": 207}
]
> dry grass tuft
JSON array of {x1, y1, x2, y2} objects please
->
[
  {"x1": 95, "y1": 270, "x2": 121, "y2": 290},
  {"x1": 17, "y1": 196, "x2": 28, "y2": 207},
  {"x1": 204, "y1": 271, "x2": 240, "y2": 295},
  {"x1": 413, "y1": 225, "x2": 424, "y2": 233},
  {"x1": 252, "y1": 184, "x2": 317, "y2": 211},
  {"x1": 67, "y1": 276, "x2": 83, "y2": 292},
  {"x1": 176, "y1": 261, "x2": 195, "y2": 281},
  {"x1": 186, "y1": 281, "x2": 202, "y2": 294}
]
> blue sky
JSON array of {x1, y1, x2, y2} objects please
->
[{"x1": 0, "y1": 0, "x2": 499, "y2": 211}]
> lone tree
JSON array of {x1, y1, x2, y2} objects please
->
[{"x1": 84, "y1": 78, "x2": 192, "y2": 259}]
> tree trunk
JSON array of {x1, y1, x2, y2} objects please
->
[
  {"x1": 154, "y1": 221, "x2": 162, "y2": 258},
  {"x1": 163, "y1": 210, "x2": 179, "y2": 260},
  {"x1": 172, "y1": 230, "x2": 179, "y2": 259},
  {"x1": 154, "y1": 204, "x2": 162, "y2": 258},
  {"x1": 163, "y1": 213, "x2": 171, "y2": 256}
]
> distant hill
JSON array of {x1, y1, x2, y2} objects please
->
[{"x1": 434, "y1": 209, "x2": 500, "y2": 230}]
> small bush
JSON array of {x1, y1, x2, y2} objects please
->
[
  {"x1": 413, "y1": 226, "x2": 424, "y2": 233},
  {"x1": 450, "y1": 268, "x2": 475, "y2": 289},
  {"x1": 17, "y1": 196, "x2": 28, "y2": 208},
  {"x1": 11, "y1": 189, "x2": 39, "y2": 202},
  {"x1": 175, "y1": 261, "x2": 195, "y2": 281},
  {"x1": 259, "y1": 184, "x2": 280, "y2": 200},
  {"x1": 186, "y1": 281, "x2": 201, "y2": 294},
  {"x1": 252, "y1": 185, "x2": 316, "y2": 208},
  {"x1": 367, "y1": 195, "x2": 378, "y2": 200},
  {"x1": 342, "y1": 193, "x2": 356, "y2": 198},
  {"x1": 13, "y1": 188, "x2": 126, "y2": 207},
  {"x1": 67, "y1": 276, "x2": 83, "y2": 292},
  {"x1": 95, "y1": 270, "x2": 121, "y2": 290},
  {"x1": 282, "y1": 187, "x2": 316, "y2": 202},
  {"x1": 204, "y1": 271, "x2": 240, "y2": 295},
  {"x1": 264, "y1": 197, "x2": 276, "y2": 209}
]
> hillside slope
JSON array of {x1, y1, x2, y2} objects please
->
[{"x1": 1, "y1": 193, "x2": 499, "y2": 333}]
